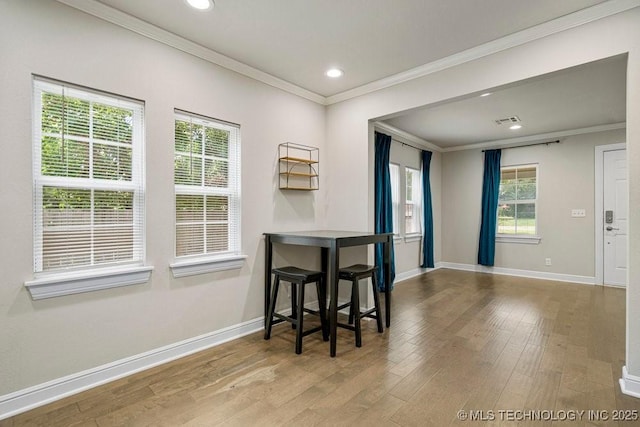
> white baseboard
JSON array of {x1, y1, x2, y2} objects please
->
[
  {"x1": 439, "y1": 262, "x2": 596, "y2": 285},
  {"x1": 394, "y1": 263, "x2": 443, "y2": 283},
  {"x1": 0, "y1": 316, "x2": 264, "y2": 421},
  {"x1": 620, "y1": 366, "x2": 640, "y2": 399}
]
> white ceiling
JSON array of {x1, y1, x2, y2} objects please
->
[
  {"x1": 381, "y1": 55, "x2": 627, "y2": 149},
  {"x1": 94, "y1": 0, "x2": 606, "y2": 97},
  {"x1": 64, "y1": 0, "x2": 629, "y2": 149}
]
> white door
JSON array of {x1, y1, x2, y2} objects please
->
[{"x1": 603, "y1": 149, "x2": 627, "y2": 287}]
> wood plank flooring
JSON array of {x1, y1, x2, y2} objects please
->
[{"x1": 3, "y1": 269, "x2": 640, "y2": 426}]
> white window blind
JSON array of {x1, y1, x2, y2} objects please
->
[
  {"x1": 32, "y1": 78, "x2": 145, "y2": 273},
  {"x1": 174, "y1": 110, "x2": 241, "y2": 259},
  {"x1": 405, "y1": 167, "x2": 422, "y2": 235}
]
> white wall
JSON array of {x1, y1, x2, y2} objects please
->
[
  {"x1": 0, "y1": 0, "x2": 326, "y2": 395},
  {"x1": 326, "y1": 9, "x2": 640, "y2": 376},
  {"x1": 441, "y1": 129, "x2": 625, "y2": 277}
]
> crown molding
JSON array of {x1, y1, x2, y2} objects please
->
[
  {"x1": 55, "y1": 0, "x2": 326, "y2": 105},
  {"x1": 373, "y1": 121, "x2": 442, "y2": 152},
  {"x1": 325, "y1": 0, "x2": 640, "y2": 105},
  {"x1": 56, "y1": 0, "x2": 640, "y2": 107},
  {"x1": 441, "y1": 122, "x2": 626, "y2": 152}
]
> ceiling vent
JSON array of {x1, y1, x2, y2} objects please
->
[{"x1": 494, "y1": 116, "x2": 521, "y2": 125}]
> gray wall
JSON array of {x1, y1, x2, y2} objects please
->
[
  {"x1": 0, "y1": 0, "x2": 326, "y2": 395},
  {"x1": 441, "y1": 129, "x2": 625, "y2": 277}
]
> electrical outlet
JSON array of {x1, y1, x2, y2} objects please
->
[
  {"x1": 545, "y1": 258, "x2": 552, "y2": 266},
  {"x1": 571, "y1": 209, "x2": 586, "y2": 218}
]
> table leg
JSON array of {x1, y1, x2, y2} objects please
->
[
  {"x1": 384, "y1": 235, "x2": 391, "y2": 328},
  {"x1": 329, "y1": 242, "x2": 339, "y2": 357},
  {"x1": 264, "y1": 235, "x2": 273, "y2": 329}
]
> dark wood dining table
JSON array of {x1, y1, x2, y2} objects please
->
[{"x1": 263, "y1": 230, "x2": 393, "y2": 357}]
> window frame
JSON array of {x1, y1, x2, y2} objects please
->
[
  {"x1": 25, "y1": 76, "x2": 151, "y2": 300},
  {"x1": 169, "y1": 110, "x2": 245, "y2": 278},
  {"x1": 404, "y1": 166, "x2": 422, "y2": 241},
  {"x1": 496, "y1": 163, "x2": 541, "y2": 245}
]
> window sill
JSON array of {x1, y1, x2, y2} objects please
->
[
  {"x1": 496, "y1": 235, "x2": 542, "y2": 245},
  {"x1": 404, "y1": 234, "x2": 423, "y2": 243},
  {"x1": 170, "y1": 254, "x2": 247, "y2": 278},
  {"x1": 25, "y1": 265, "x2": 154, "y2": 300}
]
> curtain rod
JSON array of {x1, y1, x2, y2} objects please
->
[
  {"x1": 392, "y1": 138, "x2": 424, "y2": 152},
  {"x1": 482, "y1": 140, "x2": 560, "y2": 152}
]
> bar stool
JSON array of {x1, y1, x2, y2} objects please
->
[
  {"x1": 336, "y1": 264, "x2": 384, "y2": 347},
  {"x1": 264, "y1": 266, "x2": 329, "y2": 354}
]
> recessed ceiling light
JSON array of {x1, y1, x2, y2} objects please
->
[
  {"x1": 185, "y1": 0, "x2": 213, "y2": 10},
  {"x1": 510, "y1": 124, "x2": 522, "y2": 130},
  {"x1": 326, "y1": 68, "x2": 344, "y2": 78},
  {"x1": 480, "y1": 92, "x2": 492, "y2": 97}
]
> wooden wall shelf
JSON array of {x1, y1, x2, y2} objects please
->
[{"x1": 279, "y1": 143, "x2": 319, "y2": 191}]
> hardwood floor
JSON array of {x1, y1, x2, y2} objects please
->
[{"x1": 3, "y1": 269, "x2": 640, "y2": 426}]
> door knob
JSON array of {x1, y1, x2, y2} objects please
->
[{"x1": 606, "y1": 226, "x2": 619, "y2": 231}]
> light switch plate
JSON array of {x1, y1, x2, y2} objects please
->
[{"x1": 571, "y1": 209, "x2": 586, "y2": 218}]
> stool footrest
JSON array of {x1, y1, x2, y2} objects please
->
[
  {"x1": 336, "y1": 302, "x2": 351, "y2": 311},
  {"x1": 361, "y1": 308, "x2": 378, "y2": 318},
  {"x1": 273, "y1": 313, "x2": 297, "y2": 324},
  {"x1": 336, "y1": 322, "x2": 356, "y2": 331},
  {"x1": 301, "y1": 325, "x2": 324, "y2": 337}
]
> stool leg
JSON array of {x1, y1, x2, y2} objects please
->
[
  {"x1": 371, "y1": 273, "x2": 384, "y2": 333},
  {"x1": 295, "y1": 282, "x2": 305, "y2": 354},
  {"x1": 316, "y1": 277, "x2": 329, "y2": 341},
  {"x1": 290, "y1": 282, "x2": 297, "y2": 329},
  {"x1": 352, "y1": 279, "x2": 362, "y2": 347},
  {"x1": 348, "y1": 285, "x2": 355, "y2": 325},
  {"x1": 264, "y1": 276, "x2": 281, "y2": 340}
]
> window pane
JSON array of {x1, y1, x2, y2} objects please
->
[
  {"x1": 204, "y1": 159, "x2": 228, "y2": 187},
  {"x1": 176, "y1": 195, "x2": 204, "y2": 223},
  {"x1": 42, "y1": 187, "x2": 92, "y2": 270},
  {"x1": 499, "y1": 183, "x2": 516, "y2": 202},
  {"x1": 205, "y1": 127, "x2": 229, "y2": 158},
  {"x1": 206, "y1": 224, "x2": 229, "y2": 253},
  {"x1": 189, "y1": 124, "x2": 203, "y2": 154},
  {"x1": 501, "y1": 169, "x2": 516, "y2": 181},
  {"x1": 93, "y1": 191, "x2": 133, "y2": 224},
  {"x1": 497, "y1": 203, "x2": 516, "y2": 234},
  {"x1": 41, "y1": 93, "x2": 90, "y2": 138},
  {"x1": 174, "y1": 154, "x2": 203, "y2": 186},
  {"x1": 93, "y1": 143, "x2": 132, "y2": 181},
  {"x1": 175, "y1": 120, "x2": 192, "y2": 153},
  {"x1": 206, "y1": 196, "x2": 228, "y2": 222},
  {"x1": 516, "y1": 203, "x2": 536, "y2": 234},
  {"x1": 176, "y1": 224, "x2": 204, "y2": 257},
  {"x1": 93, "y1": 103, "x2": 133, "y2": 144},
  {"x1": 517, "y1": 168, "x2": 536, "y2": 200},
  {"x1": 41, "y1": 137, "x2": 90, "y2": 178}
]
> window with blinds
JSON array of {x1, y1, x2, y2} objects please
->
[
  {"x1": 405, "y1": 167, "x2": 422, "y2": 235},
  {"x1": 498, "y1": 165, "x2": 538, "y2": 235},
  {"x1": 32, "y1": 78, "x2": 145, "y2": 273},
  {"x1": 174, "y1": 110, "x2": 241, "y2": 259}
]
